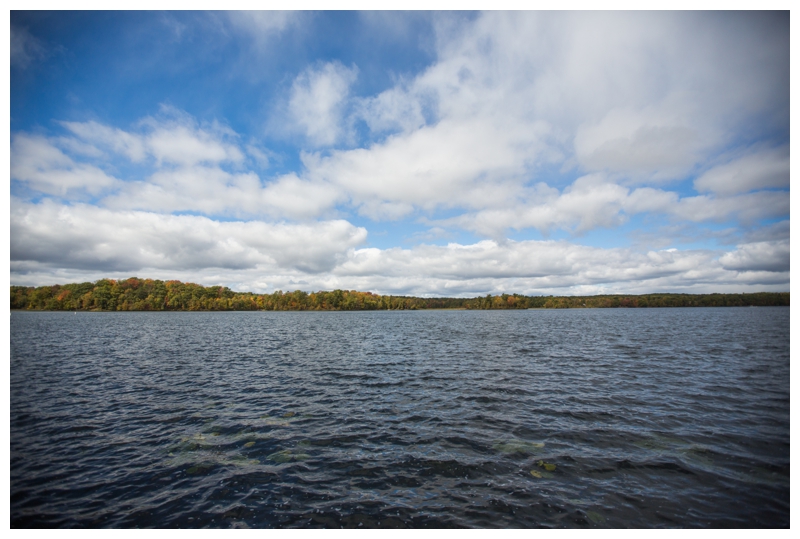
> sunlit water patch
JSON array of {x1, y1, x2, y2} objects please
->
[{"x1": 11, "y1": 308, "x2": 789, "y2": 528}]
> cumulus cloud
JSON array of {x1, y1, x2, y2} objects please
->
[
  {"x1": 10, "y1": 199, "x2": 789, "y2": 296},
  {"x1": 62, "y1": 108, "x2": 244, "y2": 167},
  {"x1": 719, "y1": 240, "x2": 790, "y2": 273},
  {"x1": 326, "y1": 240, "x2": 788, "y2": 296},
  {"x1": 431, "y1": 173, "x2": 787, "y2": 238},
  {"x1": 294, "y1": 11, "x2": 788, "y2": 222},
  {"x1": 741, "y1": 220, "x2": 790, "y2": 244},
  {"x1": 11, "y1": 134, "x2": 119, "y2": 196},
  {"x1": 245, "y1": 144, "x2": 272, "y2": 168},
  {"x1": 354, "y1": 85, "x2": 428, "y2": 135},
  {"x1": 61, "y1": 120, "x2": 147, "y2": 162},
  {"x1": 143, "y1": 120, "x2": 244, "y2": 167},
  {"x1": 573, "y1": 108, "x2": 702, "y2": 180},
  {"x1": 694, "y1": 146, "x2": 790, "y2": 195},
  {"x1": 672, "y1": 191, "x2": 790, "y2": 224},
  {"x1": 287, "y1": 62, "x2": 359, "y2": 147},
  {"x1": 103, "y1": 170, "x2": 342, "y2": 220},
  {"x1": 18, "y1": 111, "x2": 345, "y2": 219},
  {"x1": 303, "y1": 115, "x2": 550, "y2": 219},
  {"x1": 11, "y1": 200, "x2": 367, "y2": 275}
]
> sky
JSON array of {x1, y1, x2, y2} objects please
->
[{"x1": 8, "y1": 10, "x2": 791, "y2": 297}]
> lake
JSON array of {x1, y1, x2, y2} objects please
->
[{"x1": 10, "y1": 308, "x2": 790, "y2": 528}]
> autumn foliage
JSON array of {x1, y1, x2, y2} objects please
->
[{"x1": 9, "y1": 278, "x2": 789, "y2": 311}]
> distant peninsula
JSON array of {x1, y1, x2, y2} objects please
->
[{"x1": 10, "y1": 278, "x2": 789, "y2": 311}]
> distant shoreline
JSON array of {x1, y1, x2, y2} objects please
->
[
  {"x1": 10, "y1": 278, "x2": 789, "y2": 312},
  {"x1": 10, "y1": 306, "x2": 788, "y2": 313}
]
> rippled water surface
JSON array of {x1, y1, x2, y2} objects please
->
[{"x1": 11, "y1": 308, "x2": 790, "y2": 528}]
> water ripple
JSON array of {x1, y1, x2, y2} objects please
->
[{"x1": 11, "y1": 308, "x2": 789, "y2": 528}]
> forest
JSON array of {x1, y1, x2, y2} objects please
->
[{"x1": 9, "y1": 278, "x2": 790, "y2": 311}]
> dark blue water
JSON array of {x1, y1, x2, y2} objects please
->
[{"x1": 10, "y1": 308, "x2": 790, "y2": 528}]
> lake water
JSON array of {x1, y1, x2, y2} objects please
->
[{"x1": 10, "y1": 308, "x2": 790, "y2": 528}]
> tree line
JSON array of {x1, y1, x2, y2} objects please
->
[{"x1": 9, "y1": 278, "x2": 789, "y2": 311}]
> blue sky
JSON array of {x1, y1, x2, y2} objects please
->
[{"x1": 10, "y1": 11, "x2": 790, "y2": 296}]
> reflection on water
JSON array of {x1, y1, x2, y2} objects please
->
[{"x1": 11, "y1": 308, "x2": 789, "y2": 528}]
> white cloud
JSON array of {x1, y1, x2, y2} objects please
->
[
  {"x1": 573, "y1": 108, "x2": 703, "y2": 180},
  {"x1": 719, "y1": 240, "x2": 790, "y2": 273},
  {"x1": 54, "y1": 136, "x2": 106, "y2": 159},
  {"x1": 102, "y1": 168, "x2": 342, "y2": 221},
  {"x1": 294, "y1": 11, "x2": 787, "y2": 223},
  {"x1": 622, "y1": 187, "x2": 680, "y2": 215},
  {"x1": 245, "y1": 144, "x2": 272, "y2": 168},
  {"x1": 257, "y1": 174, "x2": 343, "y2": 220},
  {"x1": 303, "y1": 115, "x2": 551, "y2": 219},
  {"x1": 102, "y1": 166, "x2": 259, "y2": 215},
  {"x1": 226, "y1": 11, "x2": 301, "y2": 47},
  {"x1": 741, "y1": 220, "x2": 790, "y2": 244},
  {"x1": 146, "y1": 124, "x2": 242, "y2": 166},
  {"x1": 11, "y1": 200, "x2": 367, "y2": 275},
  {"x1": 61, "y1": 120, "x2": 147, "y2": 162},
  {"x1": 10, "y1": 201, "x2": 789, "y2": 296},
  {"x1": 21, "y1": 113, "x2": 345, "y2": 219},
  {"x1": 62, "y1": 109, "x2": 244, "y2": 167},
  {"x1": 672, "y1": 191, "x2": 790, "y2": 224},
  {"x1": 288, "y1": 62, "x2": 359, "y2": 147},
  {"x1": 324, "y1": 240, "x2": 788, "y2": 296},
  {"x1": 355, "y1": 85, "x2": 427, "y2": 135},
  {"x1": 694, "y1": 146, "x2": 790, "y2": 195},
  {"x1": 141, "y1": 109, "x2": 245, "y2": 166},
  {"x1": 10, "y1": 134, "x2": 119, "y2": 196},
  {"x1": 432, "y1": 175, "x2": 788, "y2": 239}
]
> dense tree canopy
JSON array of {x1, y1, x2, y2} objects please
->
[{"x1": 9, "y1": 278, "x2": 789, "y2": 311}]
